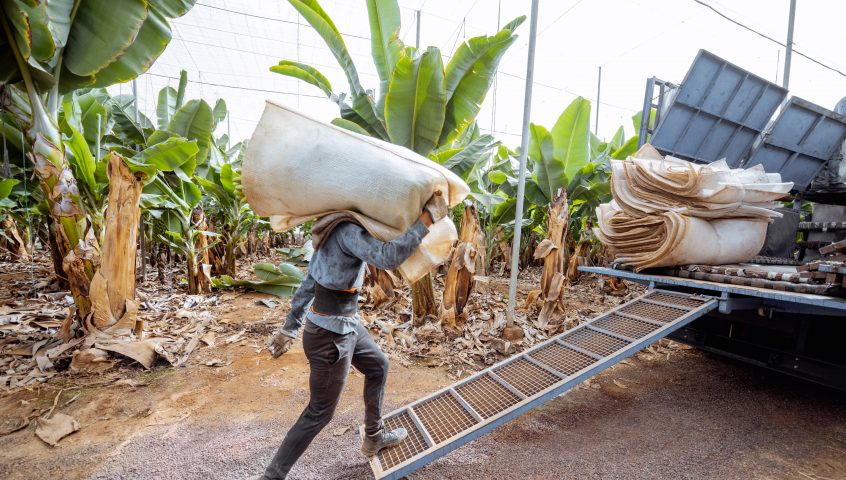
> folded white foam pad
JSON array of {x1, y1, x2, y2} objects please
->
[{"x1": 595, "y1": 145, "x2": 793, "y2": 271}]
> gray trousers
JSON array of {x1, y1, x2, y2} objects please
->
[{"x1": 263, "y1": 320, "x2": 389, "y2": 479}]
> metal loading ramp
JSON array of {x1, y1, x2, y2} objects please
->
[{"x1": 366, "y1": 290, "x2": 718, "y2": 479}]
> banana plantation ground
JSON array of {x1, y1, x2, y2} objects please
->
[{"x1": 0, "y1": 255, "x2": 843, "y2": 480}]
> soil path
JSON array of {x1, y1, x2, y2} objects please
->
[{"x1": 1, "y1": 332, "x2": 844, "y2": 480}]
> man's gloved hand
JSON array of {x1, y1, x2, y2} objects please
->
[
  {"x1": 423, "y1": 191, "x2": 448, "y2": 224},
  {"x1": 267, "y1": 328, "x2": 297, "y2": 358}
]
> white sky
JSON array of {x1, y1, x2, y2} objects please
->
[{"x1": 118, "y1": 0, "x2": 846, "y2": 147}]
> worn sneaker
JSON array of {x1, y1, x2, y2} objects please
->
[{"x1": 361, "y1": 427, "x2": 408, "y2": 457}]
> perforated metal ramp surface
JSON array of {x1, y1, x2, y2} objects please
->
[{"x1": 366, "y1": 290, "x2": 717, "y2": 479}]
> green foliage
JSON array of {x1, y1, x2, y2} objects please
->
[
  {"x1": 168, "y1": 99, "x2": 214, "y2": 166},
  {"x1": 0, "y1": 179, "x2": 19, "y2": 200},
  {"x1": 271, "y1": 0, "x2": 522, "y2": 164},
  {"x1": 385, "y1": 47, "x2": 446, "y2": 155},
  {"x1": 212, "y1": 261, "x2": 304, "y2": 297},
  {"x1": 440, "y1": 16, "x2": 525, "y2": 145},
  {"x1": 549, "y1": 97, "x2": 591, "y2": 185},
  {"x1": 276, "y1": 241, "x2": 314, "y2": 266},
  {"x1": 476, "y1": 98, "x2": 648, "y2": 260},
  {"x1": 270, "y1": 61, "x2": 333, "y2": 97},
  {"x1": 196, "y1": 138, "x2": 259, "y2": 274},
  {"x1": 2, "y1": 0, "x2": 196, "y2": 94}
]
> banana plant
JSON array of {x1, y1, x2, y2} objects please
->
[
  {"x1": 142, "y1": 160, "x2": 213, "y2": 294},
  {"x1": 119, "y1": 74, "x2": 222, "y2": 294},
  {"x1": 195, "y1": 138, "x2": 258, "y2": 276},
  {"x1": 0, "y1": 0, "x2": 196, "y2": 319},
  {"x1": 272, "y1": 0, "x2": 524, "y2": 319},
  {"x1": 57, "y1": 87, "x2": 111, "y2": 241},
  {"x1": 477, "y1": 97, "x2": 656, "y2": 286}
]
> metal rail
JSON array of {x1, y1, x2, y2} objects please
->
[
  {"x1": 366, "y1": 290, "x2": 718, "y2": 479},
  {"x1": 579, "y1": 266, "x2": 846, "y2": 314}
]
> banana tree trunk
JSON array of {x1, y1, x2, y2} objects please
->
[
  {"x1": 494, "y1": 226, "x2": 512, "y2": 276},
  {"x1": 364, "y1": 264, "x2": 395, "y2": 309},
  {"x1": 188, "y1": 205, "x2": 212, "y2": 294},
  {"x1": 441, "y1": 204, "x2": 482, "y2": 332},
  {"x1": 31, "y1": 104, "x2": 98, "y2": 320},
  {"x1": 1, "y1": 216, "x2": 29, "y2": 261},
  {"x1": 566, "y1": 240, "x2": 587, "y2": 282},
  {"x1": 223, "y1": 240, "x2": 237, "y2": 276},
  {"x1": 45, "y1": 218, "x2": 69, "y2": 285},
  {"x1": 533, "y1": 190, "x2": 569, "y2": 328},
  {"x1": 89, "y1": 153, "x2": 142, "y2": 331},
  {"x1": 186, "y1": 254, "x2": 197, "y2": 294},
  {"x1": 411, "y1": 274, "x2": 437, "y2": 325}
]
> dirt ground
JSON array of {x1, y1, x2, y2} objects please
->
[{"x1": 1, "y1": 287, "x2": 844, "y2": 480}]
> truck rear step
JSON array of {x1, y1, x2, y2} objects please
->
[{"x1": 366, "y1": 289, "x2": 718, "y2": 479}]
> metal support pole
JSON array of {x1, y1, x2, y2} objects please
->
[
  {"x1": 415, "y1": 9, "x2": 421, "y2": 49},
  {"x1": 637, "y1": 76, "x2": 655, "y2": 149},
  {"x1": 133, "y1": 79, "x2": 146, "y2": 282},
  {"x1": 595, "y1": 66, "x2": 602, "y2": 134},
  {"x1": 782, "y1": 0, "x2": 796, "y2": 89},
  {"x1": 506, "y1": 0, "x2": 540, "y2": 325}
]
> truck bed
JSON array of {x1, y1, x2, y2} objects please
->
[{"x1": 580, "y1": 266, "x2": 846, "y2": 390}]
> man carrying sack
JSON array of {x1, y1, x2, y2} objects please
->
[{"x1": 257, "y1": 193, "x2": 448, "y2": 480}]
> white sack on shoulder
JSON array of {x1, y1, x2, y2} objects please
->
[{"x1": 242, "y1": 101, "x2": 470, "y2": 282}]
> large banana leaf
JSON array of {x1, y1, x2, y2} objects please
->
[
  {"x1": 213, "y1": 98, "x2": 227, "y2": 125},
  {"x1": 80, "y1": 8, "x2": 172, "y2": 89},
  {"x1": 212, "y1": 261, "x2": 304, "y2": 298},
  {"x1": 385, "y1": 47, "x2": 446, "y2": 155},
  {"x1": 611, "y1": 136, "x2": 638, "y2": 160},
  {"x1": 608, "y1": 126, "x2": 625, "y2": 151},
  {"x1": 174, "y1": 69, "x2": 187, "y2": 108},
  {"x1": 440, "y1": 16, "x2": 525, "y2": 145},
  {"x1": 366, "y1": 0, "x2": 401, "y2": 116},
  {"x1": 529, "y1": 124, "x2": 563, "y2": 202},
  {"x1": 350, "y1": 93, "x2": 388, "y2": 140},
  {"x1": 157, "y1": 86, "x2": 178, "y2": 130},
  {"x1": 288, "y1": 0, "x2": 364, "y2": 95},
  {"x1": 550, "y1": 96, "x2": 591, "y2": 183},
  {"x1": 63, "y1": 0, "x2": 148, "y2": 77},
  {"x1": 437, "y1": 134, "x2": 497, "y2": 179},
  {"x1": 0, "y1": 179, "x2": 20, "y2": 200},
  {"x1": 270, "y1": 60, "x2": 333, "y2": 97},
  {"x1": 149, "y1": 0, "x2": 196, "y2": 18},
  {"x1": 145, "y1": 174, "x2": 200, "y2": 213},
  {"x1": 109, "y1": 94, "x2": 153, "y2": 145},
  {"x1": 2, "y1": 0, "x2": 194, "y2": 92},
  {"x1": 4, "y1": 0, "x2": 59, "y2": 62},
  {"x1": 125, "y1": 137, "x2": 199, "y2": 178},
  {"x1": 155, "y1": 70, "x2": 187, "y2": 129},
  {"x1": 63, "y1": 125, "x2": 98, "y2": 199},
  {"x1": 330, "y1": 118, "x2": 370, "y2": 135},
  {"x1": 61, "y1": 89, "x2": 110, "y2": 146},
  {"x1": 285, "y1": 0, "x2": 387, "y2": 138},
  {"x1": 167, "y1": 99, "x2": 213, "y2": 164},
  {"x1": 219, "y1": 163, "x2": 235, "y2": 193}
]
